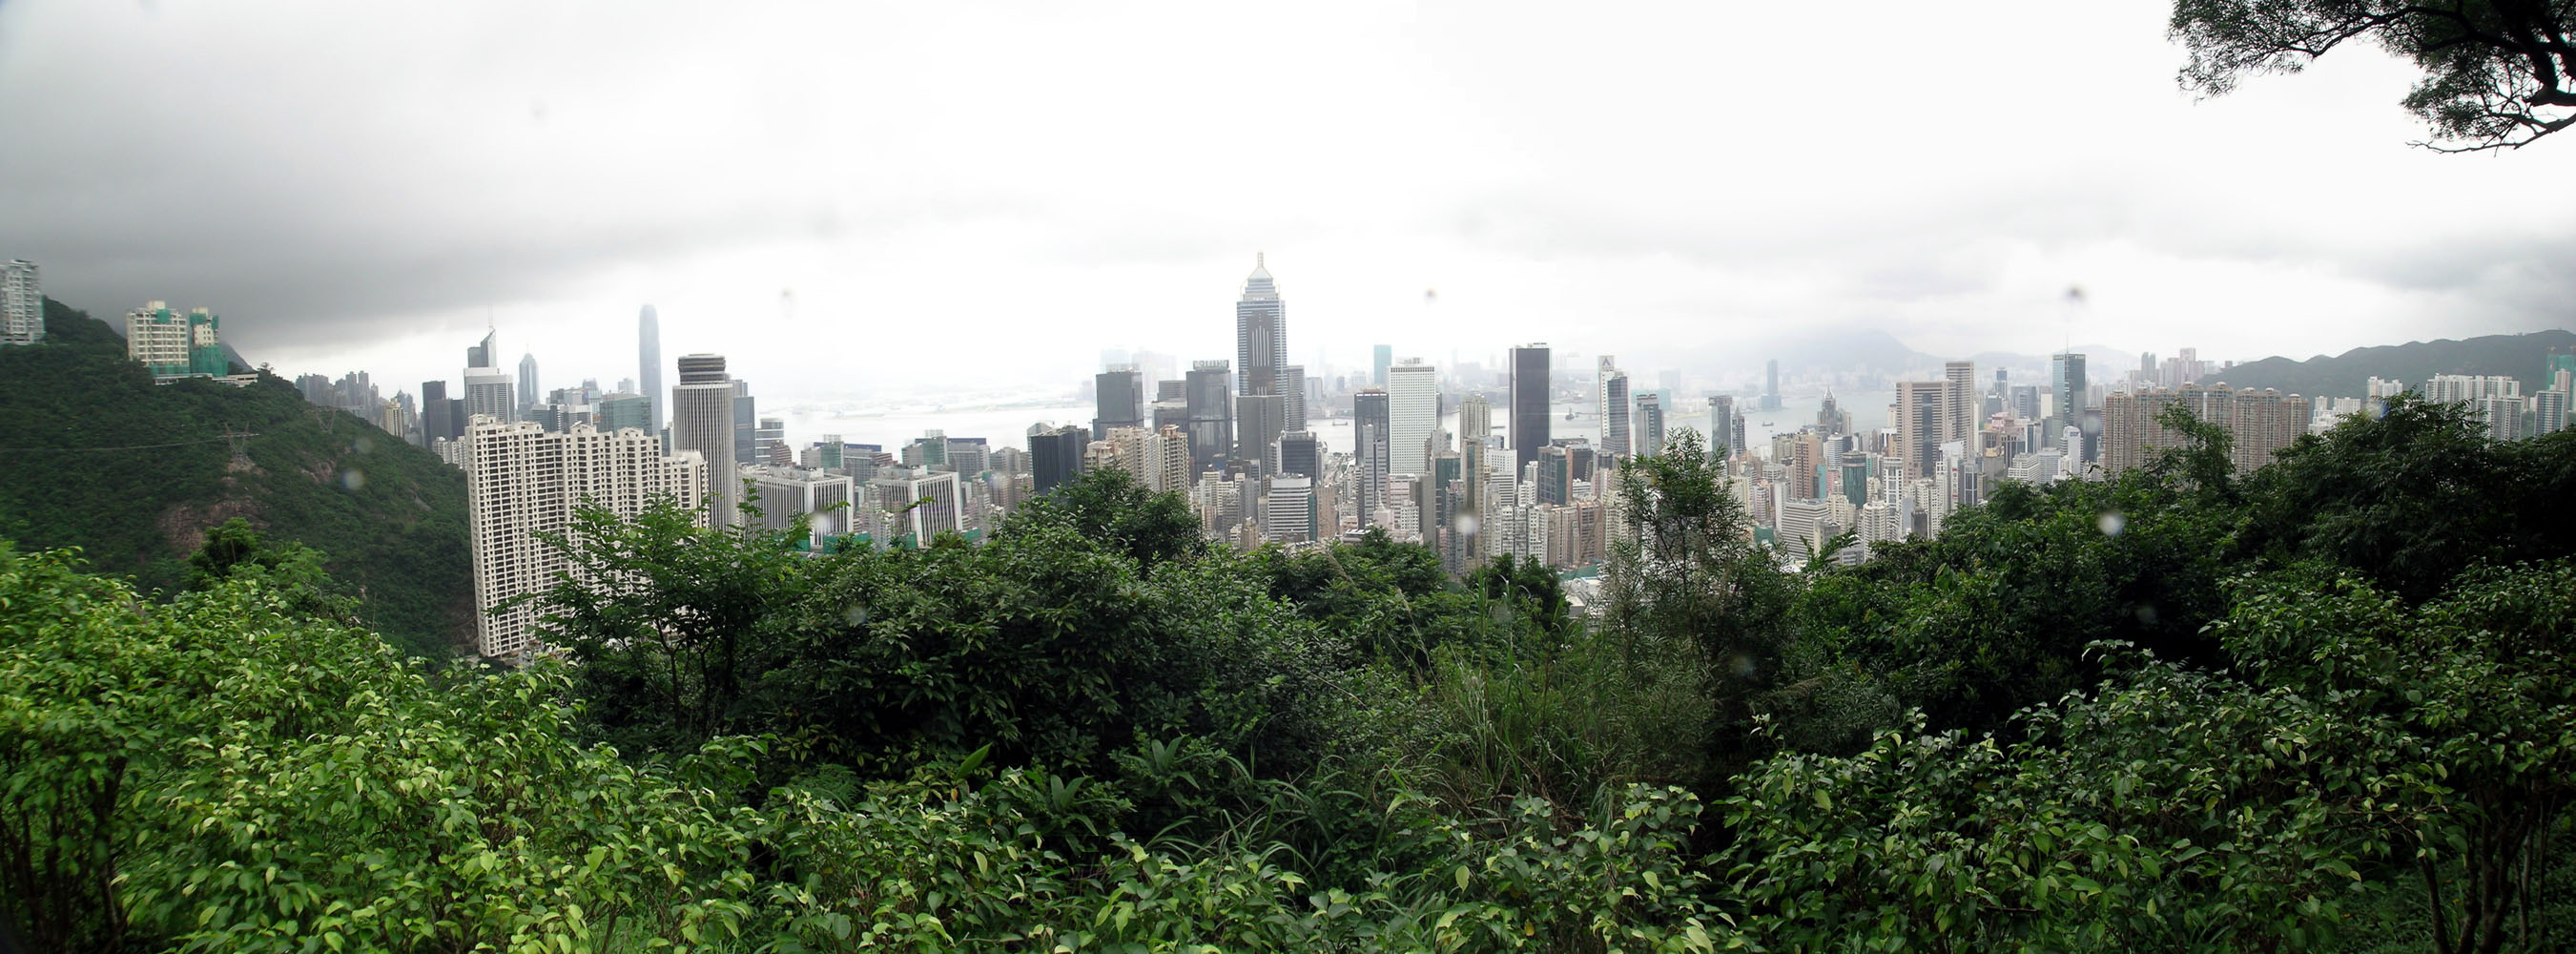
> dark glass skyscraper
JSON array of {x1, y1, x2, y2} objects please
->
[
  {"x1": 1184, "y1": 361, "x2": 1233, "y2": 476},
  {"x1": 1093, "y1": 366, "x2": 1144, "y2": 441},
  {"x1": 1029, "y1": 424, "x2": 1086, "y2": 494},
  {"x1": 1353, "y1": 388, "x2": 1391, "y2": 522},
  {"x1": 1509, "y1": 343, "x2": 1550, "y2": 472}
]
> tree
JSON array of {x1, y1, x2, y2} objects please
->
[{"x1": 2172, "y1": 0, "x2": 2576, "y2": 150}]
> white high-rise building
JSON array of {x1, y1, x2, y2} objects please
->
[
  {"x1": 1387, "y1": 360, "x2": 1438, "y2": 477},
  {"x1": 638, "y1": 305, "x2": 665, "y2": 437},
  {"x1": 671, "y1": 354, "x2": 741, "y2": 528},
  {"x1": 465, "y1": 417, "x2": 706, "y2": 661},
  {"x1": 871, "y1": 468, "x2": 962, "y2": 547},
  {"x1": 1264, "y1": 474, "x2": 1315, "y2": 543},
  {"x1": 744, "y1": 465, "x2": 855, "y2": 550},
  {"x1": 463, "y1": 367, "x2": 515, "y2": 424},
  {"x1": 1, "y1": 259, "x2": 40, "y2": 345},
  {"x1": 1597, "y1": 357, "x2": 1631, "y2": 457}
]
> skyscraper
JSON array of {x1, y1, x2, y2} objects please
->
[
  {"x1": 1353, "y1": 388, "x2": 1391, "y2": 523},
  {"x1": 1373, "y1": 344, "x2": 1393, "y2": 387},
  {"x1": 1093, "y1": 366, "x2": 1144, "y2": 440},
  {"x1": 1635, "y1": 392, "x2": 1665, "y2": 457},
  {"x1": 2050, "y1": 352, "x2": 2090, "y2": 460},
  {"x1": 418, "y1": 381, "x2": 451, "y2": 446},
  {"x1": 1238, "y1": 392, "x2": 1286, "y2": 474},
  {"x1": 463, "y1": 367, "x2": 514, "y2": 423},
  {"x1": 671, "y1": 354, "x2": 741, "y2": 528},
  {"x1": 1029, "y1": 424, "x2": 1086, "y2": 494},
  {"x1": 1275, "y1": 429, "x2": 1319, "y2": 479},
  {"x1": 1235, "y1": 255, "x2": 1288, "y2": 398},
  {"x1": 1762, "y1": 359, "x2": 1783, "y2": 410},
  {"x1": 467, "y1": 329, "x2": 498, "y2": 370},
  {"x1": 1597, "y1": 357, "x2": 1631, "y2": 457},
  {"x1": 1281, "y1": 363, "x2": 1307, "y2": 430},
  {"x1": 1706, "y1": 395, "x2": 1741, "y2": 455},
  {"x1": 466, "y1": 419, "x2": 705, "y2": 660},
  {"x1": 1944, "y1": 360, "x2": 1978, "y2": 454},
  {"x1": 1509, "y1": 343, "x2": 1551, "y2": 472},
  {"x1": 732, "y1": 381, "x2": 756, "y2": 466},
  {"x1": 1387, "y1": 360, "x2": 1438, "y2": 476},
  {"x1": 1, "y1": 259, "x2": 40, "y2": 346},
  {"x1": 516, "y1": 352, "x2": 540, "y2": 422},
  {"x1": 638, "y1": 305, "x2": 664, "y2": 436},
  {"x1": 1895, "y1": 380, "x2": 1947, "y2": 484},
  {"x1": 1184, "y1": 361, "x2": 1234, "y2": 475}
]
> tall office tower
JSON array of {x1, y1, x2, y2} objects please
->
[
  {"x1": 1238, "y1": 392, "x2": 1287, "y2": 474},
  {"x1": 1264, "y1": 475, "x2": 1316, "y2": 543},
  {"x1": 1895, "y1": 380, "x2": 1947, "y2": 484},
  {"x1": 1943, "y1": 361, "x2": 1978, "y2": 454},
  {"x1": 742, "y1": 466, "x2": 855, "y2": 550},
  {"x1": 1536, "y1": 445, "x2": 1574, "y2": 507},
  {"x1": 1706, "y1": 395, "x2": 1744, "y2": 456},
  {"x1": 2050, "y1": 352, "x2": 2088, "y2": 429},
  {"x1": 1029, "y1": 424, "x2": 1086, "y2": 494},
  {"x1": 1276, "y1": 429, "x2": 1320, "y2": 478},
  {"x1": 944, "y1": 437, "x2": 991, "y2": 475},
  {"x1": 1387, "y1": 360, "x2": 1438, "y2": 476},
  {"x1": 463, "y1": 367, "x2": 515, "y2": 423},
  {"x1": 1184, "y1": 361, "x2": 1234, "y2": 475},
  {"x1": 1235, "y1": 255, "x2": 1288, "y2": 398},
  {"x1": 732, "y1": 381, "x2": 756, "y2": 465},
  {"x1": 467, "y1": 329, "x2": 498, "y2": 369},
  {"x1": 1353, "y1": 388, "x2": 1391, "y2": 521},
  {"x1": 1635, "y1": 392, "x2": 1666, "y2": 457},
  {"x1": 638, "y1": 305, "x2": 665, "y2": 435},
  {"x1": 1597, "y1": 357, "x2": 1632, "y2": 457},
  {"x1": 1458, "y1": 394, "x2": 1493, "y2": 447},
  {"x1": 514, "y1": 352, "x2": 540, "y2": 421},
  {"x1": 1, "y1": 259, "x2": 39, "y2": 345},
  {"x1": 1841, "y1": 451, "x2": 1870, "y2": 508},
  {"x1": 755, "y1": 416, "x2": 787, "y2": 461},
  {"x1": 1762, "y1": 359, "x2": 1783, "y2": 410},
  {"x1": 1158, "y1": 379, "x2": 1185, "y2": 402},
  {"x1": 1373, "y1": 344, "x2": 1393, "y2": 386},
  {"x1": 671, "y1": 354, "x2": 742, "y2": 528},
  {"x1": 1281, "y1": 363, "x2": 1307, "y2": 429},
  {"x1": 418, "y1": 381, "x2": 450, "y2": 446},
  {"x1": 1508, "y1": 343, "x2": 1552, "y2": 472},
  {"x1": 872, "y1": 468, "x2": 964, "y2": 547},
  {"x1": 466, "y1": 418, "x2": 706, "y2": 660},
  {"x1": 126, "y1": 302, "x2": 227, "y2": 380},
  {"x1": 597, "y1": 393, "x2": 650, "y2": 433},
  {"x1": 1093, "y1": 365, "x2": 1144, "y2": 440}
]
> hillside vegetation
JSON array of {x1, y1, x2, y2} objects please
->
[
  {"x1": 0, "y1": 298, "x2": 471, "y2": 656},
  {"x1": 4, "y1": 396, "x2": 2573, "y2": 952},
  {"x1": 2195, "y1": 328, "x2": 2575, "y2": 398}
]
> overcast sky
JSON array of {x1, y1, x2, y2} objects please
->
[{"x1": 3, "y1": 1, "x2": 2568, "y2": 404}]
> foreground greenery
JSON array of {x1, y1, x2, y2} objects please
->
[
  {"x1": 5, "y1": 395, "x2": 2573, "y2": 951},
  {"x1": 0, "y1": 299, "x2": 471, "y2": 656}
]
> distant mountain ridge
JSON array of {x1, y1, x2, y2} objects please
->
[
  {"x1": 2192, "y1": 330, "x2": 2576, "y2": 399},
  {"x1": 0, "y1": 298, "x2": 471, "y2": 655}
]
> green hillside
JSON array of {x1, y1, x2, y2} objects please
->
[
  {"x1": 2196, "y1": 328, "x2": 2576, "y2": 398},
  {"x1": 0, "y1": 298, "x2": 471, "y2": 656}
]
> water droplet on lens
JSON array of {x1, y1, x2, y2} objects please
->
[
  {"x1": 340, "y1": 469, "x2": 365, "y2": 490},
  {"x1": 2097, "y1": 511, "x2": 2125, "y2": 536}
]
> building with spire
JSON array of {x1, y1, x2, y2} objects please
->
[{"x1": 1235, "y1": 254, "x2": 1288, "y2": 399}]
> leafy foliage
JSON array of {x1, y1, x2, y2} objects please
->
[{"x1": 2172, "y1": 0, "x2": 2576, "y2": 150}]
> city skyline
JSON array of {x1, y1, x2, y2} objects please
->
[{"x1": 3, "y1": 3, "x2": 2569, "y2": 402}]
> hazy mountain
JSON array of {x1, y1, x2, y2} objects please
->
[{"x1": 2193, "y1": 330, "x2": 2576, "y2": 399}]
